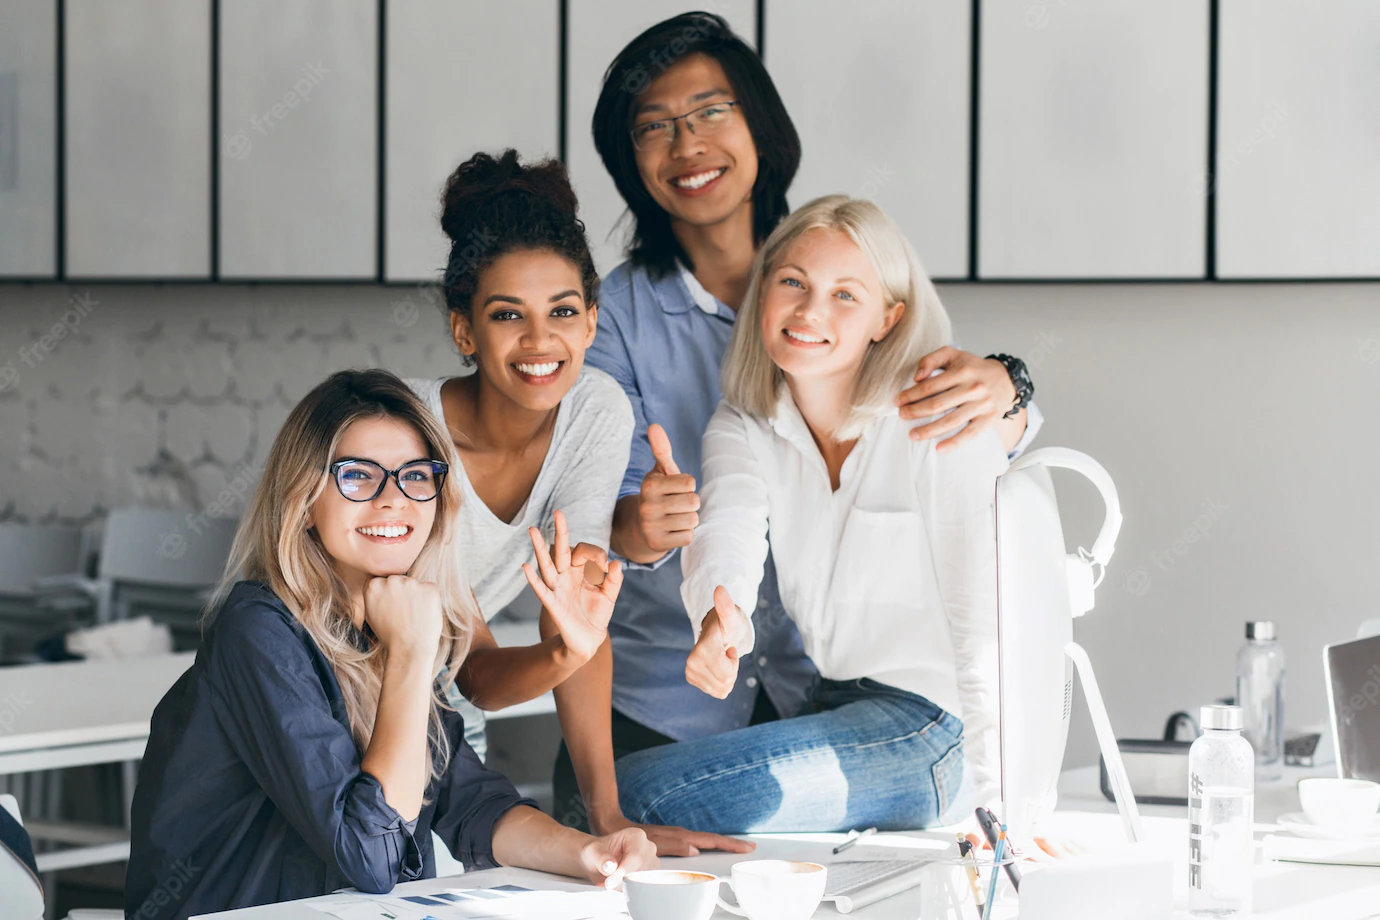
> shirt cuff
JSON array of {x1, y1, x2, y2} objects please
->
[
  {"x1": 681, "y1": 577, "x2": 758, "y2": 655},
  {"x1": 614, "y1": 545, "x2": 679, "y2": 572},
  {"x1": 1007, "y1": 399, "x2": 1044, "y2": 460},
  {"x1": 458, "y1": 796, "x2": 540, "y2": 872},
  {"x1": 346, "y1": 773, "x2": 426, "y2": 885}
]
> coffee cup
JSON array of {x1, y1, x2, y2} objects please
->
[
  {"x1": 624, "y1": 869, "x2": 720, "y2": 920},
  {"x1": 715, "y1": 860, "x2": 828, "y2": 920},
  {"x1": 1297, "y1": 777, "x2": 1380, "y2": 827}
]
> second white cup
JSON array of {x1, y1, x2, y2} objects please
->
[{"x1": 716, "y1": 860, "x2": 828, "y2": 920}]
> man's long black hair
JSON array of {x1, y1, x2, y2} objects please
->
[{"x1": 591, "y1": 12, "x2": 801, "y2": 278}]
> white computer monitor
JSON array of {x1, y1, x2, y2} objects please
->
[{"x1": 994, "y1": 448, "x2": 1142, "y2": 843}]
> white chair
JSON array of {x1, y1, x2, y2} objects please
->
[
  {"x1": 0, "y1": 794, "x2": 45, "y2": 920},
  {"x1": 0, "y1": 524, "x2": 86, "y2": 659},
  {"x1": 35, "y1": 508, "x2": 237, "y2": 646}
]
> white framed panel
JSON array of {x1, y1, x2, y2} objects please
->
[
  {"x1": 978, "y1": 0, "x2": 1209, "y2": 278},
  {"x1": 0, "y1": 0, "x2": 57, "y2": 277},
  {"x1": 385, "y1": 0, "x2": 559, "y2": 283},
  {"x1": 766, "y1": 0, "x2": 970, "y2": 279},
  {"x1": 567, "y1": 0, "x2": 757, "y2": 276},
  {"x1": 65, "y1": 0, "x2": 211, "y2": 278},
  {"x1": 219, "y1": 0, "x2": 376, "y2": 279},
  {"x1": 1215, "y1": 0, "x2": 1380, "y2": 278}
]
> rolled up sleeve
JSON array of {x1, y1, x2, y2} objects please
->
[
  {"x1": 430, "y1": 709, "x2": 535, "y2": 871},
  {"x1": 203, "y1": 602, "x2": 423, "y2": 894}
]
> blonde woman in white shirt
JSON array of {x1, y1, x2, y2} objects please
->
[{"x1": 614, "y1": 195, "x2": 1008, "y2": 832}]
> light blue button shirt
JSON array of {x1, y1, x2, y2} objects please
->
[{"x1": 586, "y1": 259, "x2": 1043, "y2": 743}]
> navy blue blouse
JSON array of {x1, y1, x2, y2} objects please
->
[{"x1": 125, "y1": 581, "x2": 533, "y2": 920}]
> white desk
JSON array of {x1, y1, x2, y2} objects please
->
[
  {"x1": 192, "y1": 766, "x2": 1380, "y2": 919},
  {"x1": 0, "y1": 622, "x2": 555, "y2": 872},
  {"x1": 0, "y1": 652, "x2": 196, "y2": 870}
]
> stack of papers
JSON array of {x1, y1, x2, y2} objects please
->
[
  {"x1": 307, "y1": 885, "x2": 628, "y2": 920},
  {"x1": 1262, "y1": 835, "x2": 1380, "y2": 868}
]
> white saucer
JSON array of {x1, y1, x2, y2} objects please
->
[{"x1": 1277, "y1": 812, "x2": 1380, "y2": 841}]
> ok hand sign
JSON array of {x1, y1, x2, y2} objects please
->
[{"x1": 522, "y1": 510, "x2": 623, "y2": 664}]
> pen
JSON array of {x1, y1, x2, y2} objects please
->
[
  {"x1": 832, "y1": 826, "x2": 878, "y2": 854},
  {"x1": 975, "y1": 807, "x2": 1022, "y2": 892},
  {"x1": 957, "y1": 834, "x2": 985, "y2": 920}
]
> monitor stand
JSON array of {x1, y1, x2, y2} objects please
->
[{"x1": 1065, "y1": 641, "x2": 1145, "y2": 843}]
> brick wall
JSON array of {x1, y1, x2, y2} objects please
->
[{"x1": 0, "y1": 283, "x2": 460, "y2": 525}]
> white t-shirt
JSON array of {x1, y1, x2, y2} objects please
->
[
  {"x1": 681, "y1": 392, "x2": 1009, "y2": 808},
  {"x1": 406, "y1": 367, "x2": 634, "y2": 619}
]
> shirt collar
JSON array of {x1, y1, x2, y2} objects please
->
[
  {"x1": 644, "y1": 261, "x2": 730, "y2": 316},
  {"x1": 768, "y1": 387, "x2": 895, "y2": 448},
  {"x1": 677, "y1": 263, "x2": 724, "y2": 316}
]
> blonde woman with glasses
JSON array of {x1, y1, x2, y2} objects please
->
[
  {"x1": 615, "y1": 197, "x2": 1007, "y2": 833},
  {"x1": 125, "y1": 370, "x2": 654, "y2": 920}
]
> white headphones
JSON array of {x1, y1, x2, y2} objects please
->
[{"x1": 1007, "y1": 447, "x2": 1123, "y2": 617}]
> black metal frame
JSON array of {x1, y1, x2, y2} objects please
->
[{"x1": 5, "y1": 0, "x2": 1377, "y2": 287}]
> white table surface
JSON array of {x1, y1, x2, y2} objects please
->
[
  {"x1": 0, "y1": 652, "x2": 196, "y2": 775},
  {"x1": 194, "y1": 766, "x2": 1380, "y2": 920},
  {"x1": 0, "y1": 620, "x2": 554, "y2": 777}
]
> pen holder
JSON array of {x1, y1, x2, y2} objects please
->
[{"x1": 920, "y1": 854, "x2": 1019, "y2": 920}]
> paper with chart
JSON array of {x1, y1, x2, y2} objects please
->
[{"x1": 306, "y1": 884, "x2": 629, "y2": 920}]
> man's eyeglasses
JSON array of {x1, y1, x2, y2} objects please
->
[
  {"x1": 630, "y1": 100, "x2": 740, "y2": 150},
  {"x1": 327, "y1": 458, "x2": 449, "y2": 503}
]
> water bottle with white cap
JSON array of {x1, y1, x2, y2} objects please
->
[{"x1": 1188, "y1": 704, "x2": 1255, "y2": 917}]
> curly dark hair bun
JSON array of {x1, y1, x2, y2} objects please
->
[{"x1": 439, "y1": 149, "x2": 598, "y2": 318}]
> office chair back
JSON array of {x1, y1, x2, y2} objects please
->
[
  {"x1": 0, "y1": 794, "x2": 45, "y2": 920},
  {"x1": 97, "y1": 508, "x2": 236, "y2": 588},
  {"x1": 0, "y1": 524, "x2": 84, "y2": 596}
]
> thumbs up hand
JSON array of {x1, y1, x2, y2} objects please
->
[
  {"x1": 637, "y1": 423, "x2": 701, "y2": 556},
  {"x1": 685, "y1": 586, "x2": 746, "y2": 699}
]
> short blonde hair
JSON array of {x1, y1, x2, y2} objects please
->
[{"x1": 721, "y1": 195, "x2": 952, "y2": 439}]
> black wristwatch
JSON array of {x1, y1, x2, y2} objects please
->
[{"x1": 986, "y1": 354, "x2": 1034, "y2": 419}]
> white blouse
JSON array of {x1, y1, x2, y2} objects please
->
[{"x1": 681, "y1": 392, "x2": 1009, "y2": 806}]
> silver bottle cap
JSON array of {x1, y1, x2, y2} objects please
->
[
  {"x1": 1201, "y1": 704, "x2": 1243, "y2": 731},
  {"x1": 1246, "y1": 621, "x2": 1277, "y2": 641}
]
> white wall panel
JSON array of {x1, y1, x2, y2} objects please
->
[
  {"x1": 1215, "y1": 0, "x2": 1380, "y2": 278},
  {"x1": 0, "y1": 0, "x2": 56, "y2": 277},
  {"x1": 767, "y1": 0, "x2": 971, "y2": 279},
  {"x1": 65, "y1": 0, "x2": 211, "y2": 278},
  {"x1": 385, "y1": 0, "x2": 559, "y2": 283},
  {"x1": 978, "y1": 0, "x2": 1210, "y2": 278},
  {"x1": 219, "y1": 0, "x2": 376, "y2": 279}
]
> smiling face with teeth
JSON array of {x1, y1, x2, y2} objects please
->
[
  {"x1": 450, "y1": 249, "x2": 597, "y2": 414},
  {"x1": 759, "y1": 227, "x2": 906, "y2": 385},
  {"x1": 306, "y1": 415, "x2": 437, "y2": 594},
  {"x1": 631, "y1": 54, "x2": 758, "y2": 235}
]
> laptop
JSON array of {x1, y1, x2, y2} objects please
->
[{"x1": 1324, "y1": 633, "x2": 1380, "y2": 781}]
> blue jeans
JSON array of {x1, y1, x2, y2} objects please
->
[{"x1": 615, "y1": 678, "x2": 966, "y2": 833}]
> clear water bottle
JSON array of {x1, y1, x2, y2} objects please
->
[
  {"x1": 1235, "y1": 621, "x2": 1285, "y2": 781},
  {"x1": 1189, "y1": 705, "x2": 1255, "y2": 917}
]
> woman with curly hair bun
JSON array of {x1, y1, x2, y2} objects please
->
[{"x1": 404, "y1": 149, "x2": 750, "y2": 858}]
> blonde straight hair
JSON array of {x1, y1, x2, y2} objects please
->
[
  {"x1": 721, "y1": 195, "x2": 953, "y2": 439},
  {"x1": 206, "y1": 369, "x2": 476, "y2": 784}
]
